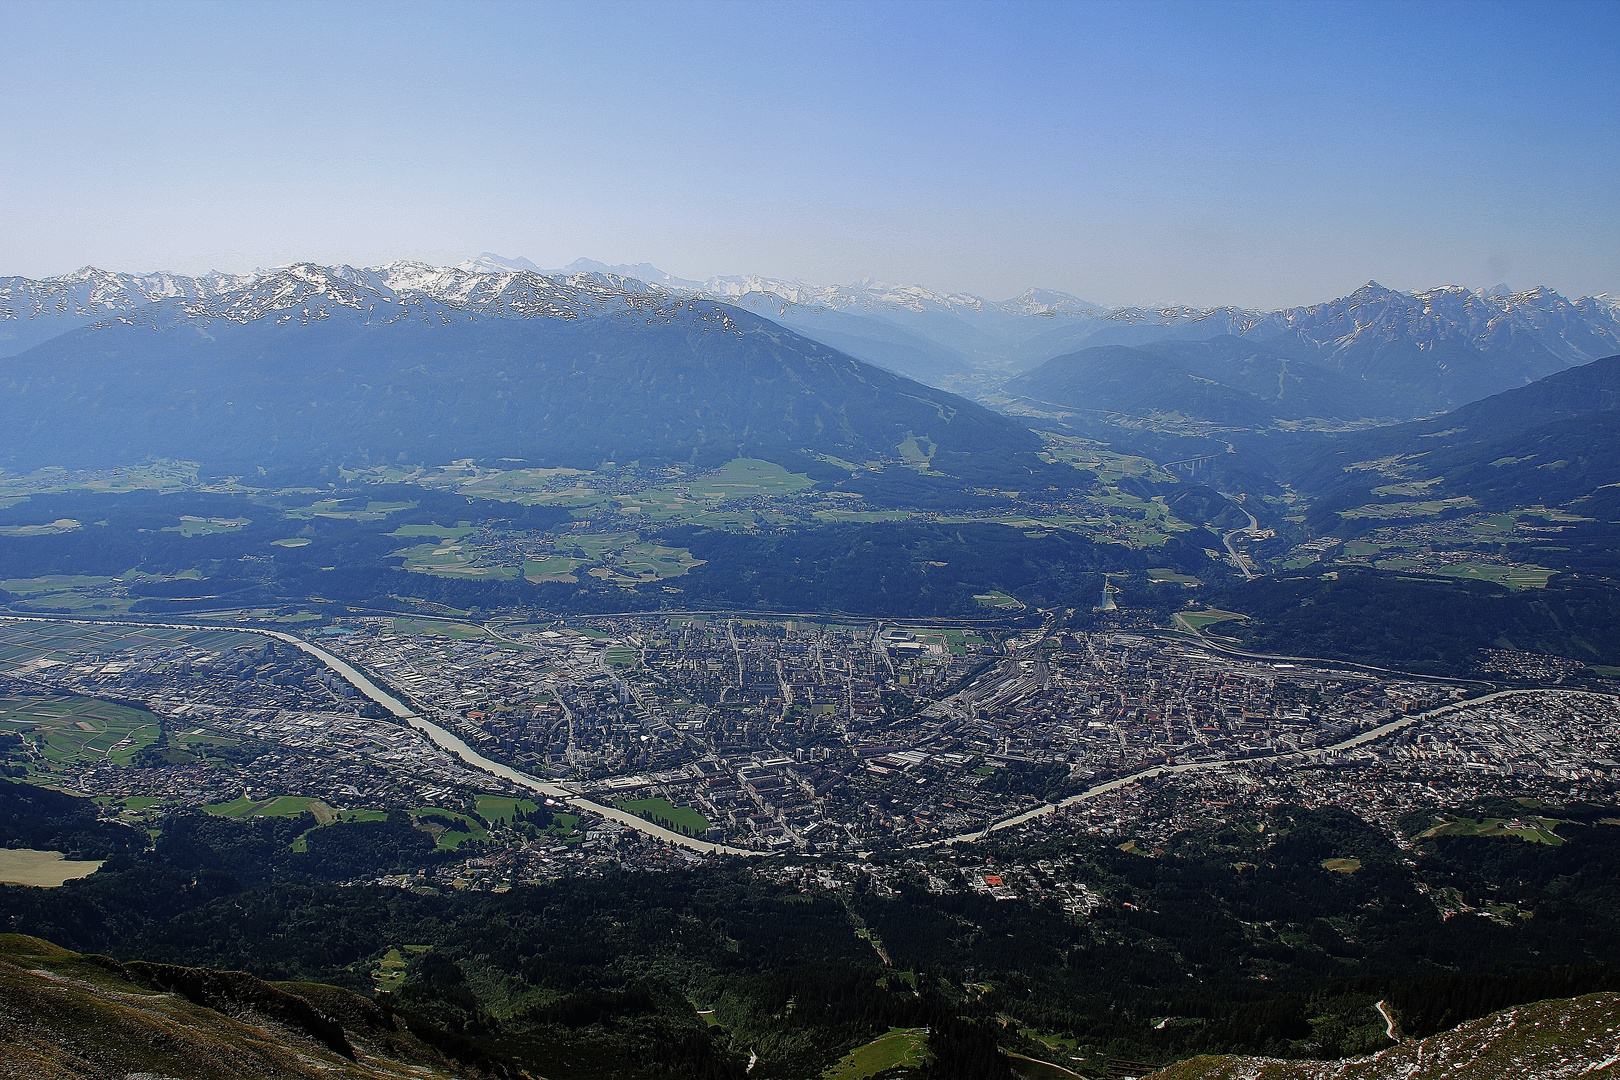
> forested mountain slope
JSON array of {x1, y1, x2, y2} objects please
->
[{"x1": 1289, "y1": 353, "x2": 1620, "y2": 523}]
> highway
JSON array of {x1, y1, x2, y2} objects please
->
[{"x1": 1221, "y1": 499, "x2": 1262, "y2": 581}]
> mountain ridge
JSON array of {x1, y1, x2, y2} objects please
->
[
  {"x1": 8, "y1": 261, "x2": 1615, "y2": 416},
  {"x1": 0, "y1": 278, "x2": 1051, "y2": 476}
]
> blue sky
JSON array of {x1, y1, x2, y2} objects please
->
[{"x1": 2, "y1": 0, "x2": 1615, "y2": 306}]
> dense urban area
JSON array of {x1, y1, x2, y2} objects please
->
[{"x1": 3, "y1": 611, "x2": 1615, "y2": 901}]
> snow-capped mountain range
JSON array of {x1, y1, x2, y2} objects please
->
[{"x1": 3, "y1": 255, "x2": 1616, "y2": 415}]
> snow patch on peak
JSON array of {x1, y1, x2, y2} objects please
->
[
  {"x1": 549, "y1": 259, "x2": 704, "y2": 290},
  {"x1": 1001, "y1": 288, "x2": 1106, "y2": 317}
]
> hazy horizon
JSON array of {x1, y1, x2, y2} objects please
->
[{"x1": 9, "y1": 251, "x2": 1610, "y2": 313}]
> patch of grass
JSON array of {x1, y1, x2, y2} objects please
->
[
  {"x1": 544, "y1": 532, "x2": 705, "y2": 584},
  {"x1": 410, "y1": 808, "x2": 487, "y2": 850},
  {"x1": 973, "y1": 591, "x2": 1024, "y2": 611},
  {"x1": 398, "y1": 541, "x2": 520, "y2": 580},
  {"x1": 286, "y1": 499, "x2": 417, "y2": 521},
  {"x1": 1373, "y1": 558, "x2": 1554, "y2": 590},
  {"x1": 523, "y1": 555, "x2": 584, "y2": 583},
  {"x1": 0, "y1": 620, "x2": 264, "y2": 671},
  {"x1": 390, "y1": 618, "x2": 492, "y2": 641},
  {"x1": 823, "y1": 1027, "x2": 931, "y2": 1080},
  {"x1": 614, "y1": 797, "x2": 709, "y2": 835},
  {"x1": 475, "y1": 795, "x2": 538, "y2": 825},
  {"x1": 0, "y1": 849, "x2": 104, "y2": 887},
  {"x1": 258, "y1": 796, "x2": 337, "y2": 824},
  {"x1": 687, "y1": 458, "x2": 815, "y2": 499},
  {"x1": 1340, "y1": 496, "x2": 1477, "y2": 521},
  {"x1": 1418, "y1": 815, "x2": 1566, "y2": 846},
  {"x1": 1, "y1": 574, "x2": 118, "y2": 595},
  {"x1": 543, "y1": 812, "x2": 581, "y2": 842},
  {"x1": 0, "y1": 519, "x2": 82, "y2": 537},
  {"x1": 371, "y1": 944, "x2": 430, "y2": 992},
  {"x1": 162, "y1": 516, "x2": 250, "y2": 537},
  {"x1": 203, "y1": 795, "x2": 334, "y2": 824},
  {"x1": 1321, "y1": 857, "x2": 1362, "y2": 873},
  {"x1": 271, "y1": 537, "x2": 311, "y2": 548},
  {"x1": 1037, "y1": 435, "x2": 1177, "y2": 485},
  {"x1": 1147, "y1": 568, "x2": 1202, "y2": 586}
]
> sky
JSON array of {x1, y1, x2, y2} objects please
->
[{"x1": 1, "y1": 0, "x2": 1616, "y2": 308}]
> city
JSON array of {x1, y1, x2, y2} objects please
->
[{"x1": 3, "y1": 611, "x2": 1614, "y2": 900}]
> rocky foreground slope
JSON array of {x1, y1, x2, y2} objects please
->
[
  {"x1": 0, "y1": 934, "x2": 515, "y2": 1080},
  {"x1": 1149, "y1": 992, "x2": 1620, "y2": 1080}
]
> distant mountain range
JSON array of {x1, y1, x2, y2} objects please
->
[
  {"x1": 0, "y1": 262, "x2": 1052, "y2": 480},
  {"x1": 8, "y1": 258, "x2": 1616, "y2": 421}
]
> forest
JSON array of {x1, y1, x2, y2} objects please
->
[{"x1": 6, "y1": 781, "x2": 1620, "y2": 1078}]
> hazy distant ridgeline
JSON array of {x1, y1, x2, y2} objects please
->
[
  {"x1": 0, "y1": 267, "x2": 1046, "y2": 476},
  {"x1": 6, "y1": 263, "x2": 1618, "y2": 420}
]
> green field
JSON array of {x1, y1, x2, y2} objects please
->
[
  {"x1": 1340, "y1": 496, "x2": 1477, "y2": 521},
  {"x1": 286, "y1": 499, "x2": 417, "y2": 521},
  {"x1": 614, "y1": 797, "x2": 709, "y2": 835},
  {"x1": 0, "y1": 695, "x2": 164, "y2": 768},
  {"x1": 475, "y1": 795, "x2": 539, "y2": 825},
  {"x1": 544, "y1": 812, "x2": 582, "y2": 842},
  {"x1": 544, "y1": 532, "x2": 705, "y2": 585},
  {"x1": 0, "y1": 574, "x2": 137, "y2": 615},
  {"x1": 822, "y1": 1027, "x2": 931, "y2": 1080},
  {"x1": 524, "y1": 555, "x2": 586, "y2": 582},
  {"x1": 973, "y1": 591, "x2": 1023, "y2": 611},
  {"x1": 162, "y1": 515, "x2": 251, "y2": 537},
  {"x1": 0, "y1": 460, "x2": 200, "y2": 500},
  {"x1": 1037, "y1": 434, "x2": 1177, "y2": 485},
  {"x1": 1418, "y1": 815, "x2": 1566, "y2": 846},
  {"x1": 1374, "y1": 558, "x2": 1554, "y2": 590},
  {"x1": 390, "y1": 617, "x2": 492, "y2": 640},
  {"x1": 0, "y1": 518, "x2": 82, "y2": 537},
  {"x1": 203, "y1": 795, "x2": 337, "y2": 824},
  {"x1": 1321, "y1": 857, "x2": 1363, "y2": 873},
  {"x1": 399, "y1": 540, "x2": 521, "y2": 579},
  {"x1": 411, "y1": 808, "x2": 488, "y2": 850},
  {"x1": 371, "y1": 944, "x2": 429, "y2": 992},
  {"x1": 1, "y1": 574, "x2": 119, "y2": 595},
  {"x1": 1147, "y1": 567, "x2": 1202, "y2": 586}
]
